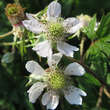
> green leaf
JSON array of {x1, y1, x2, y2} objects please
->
[
  {"x1": 85, "y1": 36, "x2": 110, "y2": 78},
  {"x1": 83, "y1": 15, "x2": 97, "y2": 40},
  {"x1": 86, "y1": 36, "x2": 110, "y2": 60},
  {"x1": 96, "y1": 12, "x2": 110, "y2": 38},
  {"x1": 84, "y1": 73, "x2": 101, "y2": 86}
]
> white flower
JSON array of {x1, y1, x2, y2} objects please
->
[
  {"x1": 25, "y1": 53, "x2": 86, "y2": 110},
  {"x1": 22, "y1": 1, "x2": 83, "y2": 57}
]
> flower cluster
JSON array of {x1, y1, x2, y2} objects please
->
[
  {"x1": 21, "y1": 1, "x2": 87, "y2": 109},
  {"x1": 22, "y1": 1, "x2": 84, "y2": 57}
]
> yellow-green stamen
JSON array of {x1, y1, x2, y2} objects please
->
[
  {"x1": 48, "y1": 22, "x2": 65, "y2": 41},
  {"x1": 49, "y1": 72, "x2": 66, "y2": 90}
]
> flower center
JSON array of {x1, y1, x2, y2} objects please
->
[
  {"x1": 49, "y1": 72, "x2": 66, "y2": 90},
  {"x1": 48, "y1": 22, "x2": 65, "y2": 41}
]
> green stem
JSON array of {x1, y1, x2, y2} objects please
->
[
  {"x1": 0, "y1": 39, "x2": 29, "y2": 46},
  {"x1": 0, "y1": 37, "x2": 37, "y2": 47},
  {"x1": 80, "y1": 36, "x2": 86, "y2": 62}
]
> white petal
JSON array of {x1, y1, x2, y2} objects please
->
[
  {"x1": 25, "y1": 60, "x2": 45, "y2": 75},
  {"x1": 47, "y1": 53, "x2": 62, "y2": 67},
  {"x1": 64, "y1": 86, "x2": 87, "y2": 105},
  {"x1": 63, "y1": 17, "x2": 82, "y2": 34},
  {"x1": 26, "y1": 13, "x2": 35, "y2": 20},
  {"x1": 46, "y1": 91, "x2": 59, "y2": 110},
  {"x1": 41, "y1": 91, "x2": 52, "y2": 106},
  {"x1": 32, "y1": 40, "x2": 52, "y2": 58},
  {"x1": 22, "y1": 19, "x2": 45, "y2": 34},
  {"x1": 47, "y1": 1, "x2": 61, "y2": 21},
  {"x1": 63, "y1": 17, "x2": 80, "y2": 29},
  {"x1": 64, "y1": 62, "x2": 85, "y2": 76},
  {"x1": 27, "y1": 82, "x2": 46, "y2": 103},
  {"x1": 68, "y1": 22, "x2": 83, "y2": 34},
  {"x1": 57, "y1": 41, "x2": 79, "y2": 57}
]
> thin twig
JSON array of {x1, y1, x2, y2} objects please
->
[
  {"x1": 96, "y1": 85, "x2": 104, "y2": 108},
  {"x1": 80, "y1": 36, "x2": 86, "y2": 62},
  {"x1": 0, "y1": 30, "x2": 14, "y2": 38},
  {"x1": 66, "y1": 56, "x2": 110, "y2": 90},
  {"x1": 104, "y1": 87, "x2": 110, "y2": 98}
]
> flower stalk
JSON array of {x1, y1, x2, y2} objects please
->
[
  {"x1": 0, "y1": 38, "x2": 35, "y2": 46},
  {"x1": 0, "y1": 30, "x2": 14, "y2": 39},
  {"x1": 96, "y1": 85, "x2": 104, "y2": 108},
  {"x1": 80, "y1": 36, "x2": 86, "y2": 62},
  {"x1": 104, "y1": 87, "x2": 110, "y2": 98}
]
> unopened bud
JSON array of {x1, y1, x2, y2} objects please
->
[{"x1": 77, "y1": 14, "x2": 91, "y2": 27}]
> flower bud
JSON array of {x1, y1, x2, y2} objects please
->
[
  {"x1": 5, "y1": 3, "x2": 25, "y2": 26},
  {"x1": 77, "y1": 14, "x2": 91, "y2": 27}
]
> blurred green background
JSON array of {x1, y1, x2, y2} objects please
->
[{"x1": 0, "y1": 0, "x2": 110, "y2": 110}]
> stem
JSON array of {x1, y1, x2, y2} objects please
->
[
  {"x1": 104, "y1": 87, "x2": 110, "y2": 98},
  {"x1": 80, "y1": 36, "x2": 86, "y2": 62},
  {"x1": 0, "y1": 37, "x2": 36, "y2": 46},
  {"x1": 65, "y1": 56, "x2": 110, "y2": 90},
  {"x1": 0, "y1": 39, "x2": 29, "y2": 46},
  {"x1": 0, "y1": 30, "x2": 14, "y2": 39},
  {"x1": 96, "y1": 85, "x2": 104, "y2": 108}
]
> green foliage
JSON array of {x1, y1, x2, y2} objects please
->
[
  {"x1": 96, "y1": 12, "x2": 110, "y2": 38},
  {"x1": 82, "y1": 13, "x2": 110, "y2": 90},
  {"x1": 80, "y1": 10, "x2": 110, "y2": 110},
  {"x1": 0, "y1": 60, "x2": 34, "y2": 110},
  {"x1": 106, "y1": 73, "x2": 110, "y2": 84},
  {"x1": 83, "y1": 15, "x2": 97, "y2": 40}
]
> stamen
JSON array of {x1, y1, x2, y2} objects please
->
[
  {"x1": 48, "y1": 70, "x2": 66, "y2": 90},
  {"x1": 47, "y1": 22, "x2": 65, "y2": 41}
]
